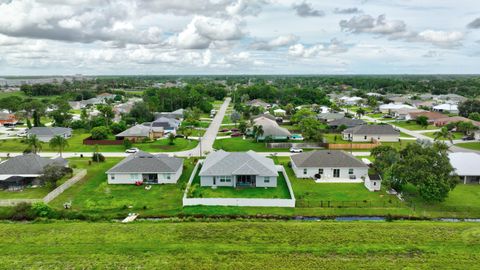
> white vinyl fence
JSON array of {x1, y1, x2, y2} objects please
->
[{"x1": 183, "y1": 162, "x2": 296, "y2": 208}]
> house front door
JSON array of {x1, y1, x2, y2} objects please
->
[{"x1": 333, "y1": 169, "x2": 340, "y2": 178}]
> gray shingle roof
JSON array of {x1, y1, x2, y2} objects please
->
[
  {"x1": 27, "y1": 127, "x2": 72, "y2": 136},
  {"x1": 0, "y1": 154, "x2": 67, "y2": 177},
  {"x1": 291, "y1": 150, "x2": 368, "y2": 168},
  {"x1": 199, "y1": 150, "x2": 278, "y2": 177},
  {"x1": 343, "y1": 125, "x2": 399, "y2": 135},
  {"x1": 106, "y1": 151, "x2": 183, "y2": 173},
  {"x1": 253, "y1": 117, "x2": 291, "y2": 137},
  {"x1": 116, "y1": 125, "x2": 152, "y2": 137},
  {"x1": 327, "y1": 118, "x2": 365, "y2": 127}
]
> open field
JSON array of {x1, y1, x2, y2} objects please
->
[
  {"x1": 1, "y1": 221, "x2": 479, "y2": 269},
  {"x1": 0, "y1": 130, "x2": 198, "y2": 152}
]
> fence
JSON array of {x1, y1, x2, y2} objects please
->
[
  {"x1": 267, "y1": 142, "x2": 323, "y2": 149},
  {"x1": 325, "y1": 142, "x2": 379, "y2": 150},
  {"x1": 83, "y1": 137, "x2": 123, "y2": 145},
  {"x1": 182, "y1": 162, "x2": 296, "y2": 208},
  {"x1": 43, "y1": 169, "x2": 87, "y2": 203}
]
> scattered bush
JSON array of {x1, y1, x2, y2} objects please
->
[{"x1": 92, "y1": 153, "x2": 105, "y2": 162}]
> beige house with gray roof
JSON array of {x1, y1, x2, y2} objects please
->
[
  {"x1": 342, "y1": 125, "x2": 399, "y2": 142},
  {"x1": 199, "y1": 150, "x2": 278, "y2": 188}
]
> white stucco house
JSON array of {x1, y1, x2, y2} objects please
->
[
  {"x1": 433, "y1": 103, "x2": 459, "y2": 114},
  {"x1": 26, "y1": 127, "x2": 72, "y2": 142},
  {"x1": 290, "y1": 150, "x2": 369, "y2": 182},
  {"x1": 449, "y1": 152, "x2": 480, "y2": 184},
  {"x1": 199, "y1": 150, "x2": 278, "y2": 188},
  {"x1": 342, "y1": 125, "x2": 400, "y2": 142},
  {"x1": 106, "y1": 151, "x2": 183, "y2": 184}
]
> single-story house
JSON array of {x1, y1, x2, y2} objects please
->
[
  {"x1": 379, "y1": 103, "x2": 414, "y2": 114},
  {"x1": 449, "y1": 152, "x2": 480, "y2": 184},
  {"x1": 247, "y1": 99, "x2": 270, "y2": 109},
  {"x1": 342, "y1": 124, "x2": 399, "y2": 142},
  {"x1": 340, "y1": 96, "x2": 363, "y2": 105},
  {"x1": 144, "y1": 117, "x2": 180, "y2": 134},
  {"x1": 252, "y1": 116, "x2": 291, "y2": 140},
  {"x1": 106, "y1": 151, "x2": 183, "y2": 184},
  {"x1": 290, "y1": 150, "x2": 369, "y2": 182},
  {"x1": 26, "y1": 127, "x2": 72, "y2": 142},
  {"x1": 433, "y1": 116, "x2": 480, "y2": 127},
  {"x1": 411, "y1": 100, "x2": 436, "y2": 109},
  {"x1": 0, "y1": 112, "x2": 17, "y2": 126},
  {"x1": 433, "y1": 103, "x2": 459, "y2": 114},
  {"x1": 0, "y1": 154, "x2": 68, "y2": 190},
  {"x1": 115, "y1": 125, "x2": 155, "y2": 142},
  {"x1": 434, "y1": 94, "x2": 467, "y2": 105},
  {"x1": 273, "y1": 108, "x2": 286, "y2": 116},
  {"x1": 252, "y1": 113, "x2": 276, "y2": 121},
  {"x1": 318, "y1": 112, "x2": 345, "y2": 122},
  {"x1": 154, "y1": 108, "x2": 184, "y2": 120},
  {"x1": 393, "y1": 108, "x2": 425, "y2": 120},
  {"x1": 327, "y1": 118, "x2": 365, "y2": 129},
  {"x1": 405, "y1": 111, "x2": 447, "y2": 122},
  {"x1": 199, "y1": 150, "x2": 278, "y2": 188}
]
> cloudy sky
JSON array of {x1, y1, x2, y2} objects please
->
[{"x1": 0, "y1": 0, "x2": 479, "y2": 75}]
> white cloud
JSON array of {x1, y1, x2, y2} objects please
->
[
  {"x1": 417, "y1": 30, "x2": 464, "y2": 47},
  {"x1": 292, "y1": 1, "x2": 324, "y2": 17},
  {"x1": 288, "y1": 39, "x2": 349, "y2": 58},
  {"x1": 251, "y1": 34, "x2": 299, "y2": 50}
]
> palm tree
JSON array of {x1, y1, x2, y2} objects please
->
[
  {"x1": 434, "y1": 127, "x2": 454, "y2": 144},
  {"x1": 49, "y1": 135, "x2": 69, "y2": 157},
  {"x1": 25, "y1": 134, "x2": 42, "y2": 154},
  {"x1": 253, "y1": 125, "x2": 264, "y2": 142}
]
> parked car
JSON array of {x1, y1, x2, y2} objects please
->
[
  {"x1": 230, "y1": 128, "x2": 239, "y2": 132},
  {"x1": 220, "y1": 128, "x2": 230, "y2": 132},
  {"x1": 462, "y1": 136, "x2": 474, "y2": 141},
  {"x1": 175, "y1": 134, "x2": 185, "y2": 138},
  {"x1": 289, "y1": 147, "x2": 303, "y2": 153},
  {"x1": 231, "y1": 132, "x2": 243, "y2": 137},
  {"x1": 125, "y1": 147, "x2": 139, "y2": 153}
]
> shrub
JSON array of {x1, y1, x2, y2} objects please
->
[
  {"x1": 11, "y1": 202, "x2": 34, "y2": 221},
  {"x1": 90, "y1": 126, "x2": 110, "y2": 140},
  {"x1": 123, "y1": 139, "x2": 132, "y2": 150},
  {"x1": 31, "y1": 202, "x2": 57, "y2": 219},
  {"x1": 92, "y1": 153, "x2": 105, "y2": 162}
]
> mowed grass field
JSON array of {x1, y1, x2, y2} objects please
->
[{"x1": 0, "y1": 221, "x2": 479, "y2": 269}]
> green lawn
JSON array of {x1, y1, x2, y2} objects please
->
[
  {"x1": 324, "y1": 133, "x2": 351, "y2": 144},
  {"x1": 190, "y1": 129, "x2": 205, "y2": 137},
  {"x1": 399, "y1": 131, "x2": 414, "y2": 138},
  {"x1": 222, "y1": 114, "x2": 233, "y2": 124},
  {"x1": 456, "y1": 142, "x2": 480, "y2": 151},
  {"x1": 1, "y1": 221, "x2": 480, "y2": 268},
  {"x1": 213, "y1": 137, "x2": 290, "y2": 152},
  {"x1": 189, "y1": 166, "x2": 291, "y2": 199},
  {"x1": 403, "y1": 184, "x2": 480, "y2": 218},
  {"x1": 0, "y1": 130, "x2": 198, "y2": 152},
  {"x1": 423, "y1": 131, "x2": 464, "y2": 140},
  {"x1": 392, "y1": 121, "x2": 438, "y2": 131},
  {"x1": 367, "y1": 113, "x2": 384, "y2": 118},
  {"x1": 50, "y1": 158, "x2": 197, "y2": 217}
]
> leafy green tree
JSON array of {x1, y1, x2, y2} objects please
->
[
  {"x1": 127, "y1": 102, "x2": 153, "y2": 124},
  {"x1": 434, "y1": 127, "x2": 454, "y2": 143},
  {"x1": 25, "y1": 134, "x2": 42, "y2": 154},
  {"x1": 168, "y1": 132, "x2": 176, "y2": 145},
  {"x1": 415, "y1": 116, "x2": 429, "y2": 129},
  {"x1": 26, "y1": 118, "x2": 32, "y2": 129},
  {"x1": 178, "y1": 126, "x2": 193, "y2": 139},
  {"x1": 40, "y1": 164, "x2": 71, "y2": 189},
  {"x1": 49, "y1": 135, "x2": 69, "y2": 157},
  {"x1": 252, "y1": 125, "x2": 264, "y2": 141},
  {"x1": 0, "y1": 96, "x2": 23, "y2": 113},
  {"x1": 298, "y1": 117, "x2": 324, "y2": 142},
  {"x1": 90, "y1": 126, "x2": 110, "y2": 140},
  {"x1": 238, "y1": 120, "x2": 248, "y2": 134},
  {"x1": 291, "y1": 108, "x2": 316, "y2": 124},
  {"x1": 97, "y1": 105, "x2": 114, "y2": 129},
  {"x1": 468, "y1": 112, "x2": 480, "y2": 121},
  {"x1": 110, "y1": 122, "x2": 127, "y2": 134},
  {"x1": 230, "y1": 111, "x2": 241, "y2": 126},
  {"x1": 356, "y1": 108, "x2": 366, "y2": 117},
  {"x1": 456, "y1": 121, "x2": 478, "y2": 135},
  {"x1": 459, "y1": 99, "x2": 480, "y2": 117},
  {"x1": 123, "y1": 139, "x2": 132, "y2": 150}
]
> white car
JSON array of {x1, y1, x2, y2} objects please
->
[
  {"x1": 289, "y1": 147, "x2": 303, "y2": 153},
  {"x1": 125, "y1": 147, "x2": 139, "y2": 154}
]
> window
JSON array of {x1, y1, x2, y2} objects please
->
[
  {"x1": 166, "y1": 174, "x2": 171, "y2": 180},
  {"x1": 303, "y1": 168, "x2": 307, "y2": 175},
  {"x1": 219, "y1": 176, "x2": 231, "y2": 183},
  {"x1": 130, "y1": 174, "x2": 138, "y2": 179},
  {"x1": 348, "y1": 169, "x2": 354, "y2": 175},
  {"x1": 333, "y1": 169, "x2": 340, "y2": 178},
  {"x1": 364, "y1": 136, "x2": 367, "y2": 140},
  {"x1": 373, "y1": 182, "x2": 377, "y2": 186},
  {"x1": 318, "y1": 169, "x2": 323, "y2": 174},
  {"x1": 111, "y1": 175, "x2": 115, "y2": 180},
  {"x1": 264, "y1": 177, "x2": 270, "y2": 183}
]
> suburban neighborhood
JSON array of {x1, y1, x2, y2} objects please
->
[{"x1": 0, "y1": 0, "x2": 480, "y2": 268}]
